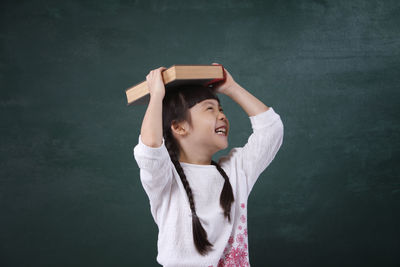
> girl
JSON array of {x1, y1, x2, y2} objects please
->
[{"x1": 133, "y1": 63, "x2": 284, "y2": 266}]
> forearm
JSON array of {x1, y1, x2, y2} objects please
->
[
  {"x1": 140, "y1": 94, "x2": 164, "y2": 147},
  {"x1": 225, "y1": 83, "x2": 269, "y2": 117}
]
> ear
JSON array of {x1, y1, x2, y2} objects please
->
[{"x1": 171, "y1": 120, "x2": 189, "y2": 137}]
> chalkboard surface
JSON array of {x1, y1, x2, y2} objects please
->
[{"x1": 1, "y1": 0, "x2": 399, "y2": 266}]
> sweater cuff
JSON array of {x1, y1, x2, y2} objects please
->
[{"x1": 249, "y1": 107, "x2": 281, "y2": 130}]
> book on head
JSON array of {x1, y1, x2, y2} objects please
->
[{"x1": 125, "y1": 64, "x2": 225, "y2": 106}]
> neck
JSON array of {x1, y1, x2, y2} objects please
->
[{"x1": 179, "y1": 150, "x2": 212, "y2": 165}]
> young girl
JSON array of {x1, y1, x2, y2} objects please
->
[{"x1": 133, "y1": 63, "x2": 284, "y2": 266}]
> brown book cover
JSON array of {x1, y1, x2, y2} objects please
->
[{"x1": 125, "y1": 64, "x2": 225, "y2": 106}]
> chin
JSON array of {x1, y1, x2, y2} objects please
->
[
  {"x1": 214, "y1": 134, "x2": 229, "y2": 150},
  {"x1": 220, "y1": 140, "x2": 229, "y2": 150}
]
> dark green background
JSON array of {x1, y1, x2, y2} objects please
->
[{"x1": 1, "y1": 0, "x2": 399, "y2": 266}]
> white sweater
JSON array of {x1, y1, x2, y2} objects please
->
[{"x1": 133, "y1": 107, "x2": 284, "y2": 267}]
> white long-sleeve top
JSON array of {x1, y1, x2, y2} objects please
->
[{"x1": 133, "y1": 107, "x2": 284, "y2": 267}]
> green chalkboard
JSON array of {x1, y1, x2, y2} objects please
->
[{"x1": 1, "y1": 0, "x2": 399, "y2": 266}]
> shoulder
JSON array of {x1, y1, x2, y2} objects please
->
[{"x1": 219, "y1": 146, "x2": 242, "y2": 163}]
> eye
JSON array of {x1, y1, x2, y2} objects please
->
[{"x1": 207, "y1": 106, "x2": 213, "y2": 110}]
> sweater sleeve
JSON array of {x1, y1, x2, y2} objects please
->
[
  {"x1": 133, "y1": 134, "x2": 174, "y2": 224},
  {"x1": 221, "y1": 107, "x2": 284, "y2": 196}
]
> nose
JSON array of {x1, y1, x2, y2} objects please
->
[{"x1": 219, "y1": 111, "x2": 227, "y2": 121}]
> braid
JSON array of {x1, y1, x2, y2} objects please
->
[
  {"x1": 211, "y1": 160, "x2": 235, "y2": 222},
  {"x1": 164, "y1": 131, "x2": 213, "y2": 256}
]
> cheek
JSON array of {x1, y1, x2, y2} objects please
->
[
  {"x1": 198, "y1": 121, "x2": 215, "y2": 136},
  {"x1": 191, "y1": 114, "x2": 217, "y2": 136}
]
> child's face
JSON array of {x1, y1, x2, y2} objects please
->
[{"x1": 185, "y1": 98, "x2": 230, "y2": 152}]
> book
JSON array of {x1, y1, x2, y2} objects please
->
[{"x1": 125, "y1": 64, "x2": 225, "y2": 106}]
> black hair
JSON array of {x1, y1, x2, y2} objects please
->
[{"x1": 162, "y1": 84, "x2": 235, "y2": 256}]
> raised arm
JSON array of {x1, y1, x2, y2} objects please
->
[
  {"x1": 212, "y1": 63, "x2": 284, "y2": 195},
  {"x1": 134, "y1": 66, "x2": 175, "y2": 224},
  {"x1": 225, "y1": 83, "x2": 269, "y2": 117},
  {"x1": 140, "y1": 67, "x2": 167, "y2": 148},
  {"x1": 211, "y1": 63, "x2": 269, "y2": 116}
]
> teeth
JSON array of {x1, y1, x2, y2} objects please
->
[{"x1": 215, "y1": 127, "x2": 227, "y2": 135}]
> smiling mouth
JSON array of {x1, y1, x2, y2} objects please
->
[{"x1": 215, "y1": 128, "x2": 228, "y2": 136}]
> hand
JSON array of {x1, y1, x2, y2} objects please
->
[
  {"x1": 210, "y1": 63, "x2": 237, "y2": 95},
  {"x1": 146, "y1": 66, "x2": 167, "y2": 99}
]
